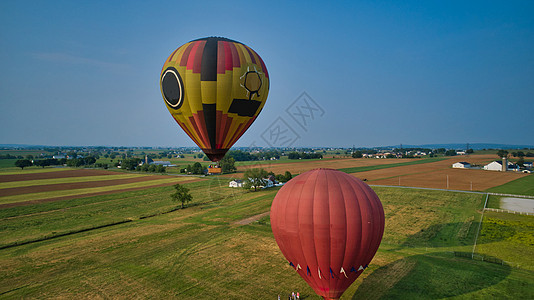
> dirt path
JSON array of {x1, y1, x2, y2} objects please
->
[{"x1": 235, "y1": 211, "x2": 270, "y2": 225}]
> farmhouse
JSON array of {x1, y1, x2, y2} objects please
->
[
  {"x1": 452, "y1": 162, "x2": 471, "y2": 169},
  {"x1": 229, "y1": 180, "x2": 244, "y2": 188}
]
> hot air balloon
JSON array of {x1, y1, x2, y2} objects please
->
[
  {"x1": 270, "y1": 169, "x2": 385, "y2": 300},
  {"x1": 160, "y1": 37, "x2": 269, "y2": 161}
]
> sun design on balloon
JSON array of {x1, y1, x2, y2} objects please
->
[{"x1": 240, "y1": 65, "x2": 263, "y2": 100}]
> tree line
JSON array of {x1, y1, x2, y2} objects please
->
[{"x1": 287, "y1": 152, "x2": 323, "y2": 159}]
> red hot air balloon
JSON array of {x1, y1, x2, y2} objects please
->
[{"x1": 270, "y1": 169, "x2": 385, "y2": 300}]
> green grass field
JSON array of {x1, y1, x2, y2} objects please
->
[
  {"x1": 486, "y1": 175, "x2": 534, "y2": 196},
  {"x1": 0, "y1": 159, "x2": 17, "y2": 169},
  {"x1": 476, "y1": 211, "x2": 534, "y2": 270},
  {"x1": 0, "y1": 176, "x2": 533, "y2": 299},
  {"x1": 338, "y1": 157, "x2": 445, "y2": 174}
]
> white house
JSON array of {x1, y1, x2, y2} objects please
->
[
  {"x1": 229, "y1": 180, "x2": 244, "y2": 188},
  {"x1": 452, "y1": 162, "x2": 471, "y2": 169}
]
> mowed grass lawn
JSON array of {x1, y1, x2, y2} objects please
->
[
  {"x1": 0, "y1": 178, "x2": 533, "y2": 299},
  {"x1": 486, "y1": 175, "x2": 534, "y2": 196}
]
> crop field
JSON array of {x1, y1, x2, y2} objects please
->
[
  {"x1": 476, "y1": 211, "x2": 534, "y2": 270},
  {"x1": 227, "y1": 154, "x2": 526, "y2": 192},
  {"x1": 0, "y1": 169, "x2": 200, "y2": 208},
  {"x1": 0, "y1": 170, "x2": 533, "y2": 299},
  {"x1": 230, "y1": 157, "x2": 436, "y2": 176}
]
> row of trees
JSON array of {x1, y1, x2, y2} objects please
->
[
  {"x1": 227, "y1": 150, "x2": 282, "y2": 161},
  {"x1": 180, "y1": 156, "x2": 236, "y2": 175},
  {"x1": 14, "y1": 157, "x2": 98, "y2": 169},
  {"x1": 287, "y1": 152, "x2": 323, "y2": 160}
]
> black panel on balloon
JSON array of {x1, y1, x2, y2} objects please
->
[
  {"x1": 228, "y1": 99, "x2": 261, "y2": 117},
  {"x1": 202, "y1": 104, "x2": 217, "y2": 148},
  {"x1": 161, "y1": 67, "x2": 184, "y2": 109}
]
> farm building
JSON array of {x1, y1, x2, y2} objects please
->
[
  {"x1": 452, "y1": 162, "x2": 471, "y2": 169},
  {"x1": 484, "y1": 159, "x2": 516, "y2": 171},
  {"x1": 229, "y1": 180, "x2": 244, "y2": 188},
  {"x1": 151, "y1": 161, "x2": 175, "y2": 167}
]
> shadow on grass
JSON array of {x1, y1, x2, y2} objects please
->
[
  {"x1": 351, "y1": 252, "x2": 511, "y2": 300},
  {"x1": 395, "y1": 220, "x2": 512, "y2": 249}
]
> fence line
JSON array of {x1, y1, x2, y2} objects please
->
[
  {"x1": 472, "y1": 194, "x2": 488, "y2": 258},
  {"x1": 484, "y1": 207, "x2": 534, "y2": 216},
  {"x1": 454, "y1": 251, "x2": 508, "y2": 266},
  {"x1": 486, "y1": 192, "x2": 534, "y2": 199}
]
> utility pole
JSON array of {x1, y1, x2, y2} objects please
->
[{"x1": 446, "y1": 175, "x2": 449, "y2": 189}]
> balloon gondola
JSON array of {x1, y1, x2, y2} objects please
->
[
  {"x1": 160, "y1": 37, "x2": 269, "y2": 161},
  {"x1": 270, "y1": 168, "x2": 385, "y2": 300}
]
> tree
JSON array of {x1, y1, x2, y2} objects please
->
[
  {"x1": 15, "y1": 159, "x2": 33, "y2": 170},
  {"x1": 284, "y1": 171, "x2": 292, "y2": 182},
  {"x1": 517, "y1": 157, "x2": 525, "y2": 167},
  {"x1": 445, "y1": 150, "x2": 457, "y2": 156},
  {"x1": 171, "y1": 183, "x2": 193, "y2": 208},
  {"x1": 352, "y1": 151, "x2": 363, "y2": 158},
  {"x1": 121, "y1": 158, "x2": 142, "y2": 170},
  {"x1": 243, "y1": 168, "x2": 268, "y2": 191},
  {"x1": 497, "y1": 150, "x2": 509, "y2": 158},
  {"x1": 190, "y1": 162, "x2": 204, "y2": 174},
  {"x1": 219, "y1": 155, "x2": 236, "y2": 173}
]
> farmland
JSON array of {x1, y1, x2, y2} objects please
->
[
  {"x1": 0, "y1": 152, "x2": 533, "y2": 299},
  {"x1": 230, "y1": 154, "x2": 527, "y2": 192}
]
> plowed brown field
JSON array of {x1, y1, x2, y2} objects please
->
[
  {"x1": 0, "y1": 169, "x2": 116, "y2": 182},
  {"x1": 227, "y1": 154, "x2": 525, "y2": 191}
]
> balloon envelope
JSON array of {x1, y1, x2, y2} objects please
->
[
  {"x1": 160, "y1": 37, "x2": 269, "y2": 161},
  {"x1": 270, "y1": 169, "x2": 385, "y2": 300}
]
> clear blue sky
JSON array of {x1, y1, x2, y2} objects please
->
[{"x1": 1, "y1": 0, "x2": 533, "y2": 148}]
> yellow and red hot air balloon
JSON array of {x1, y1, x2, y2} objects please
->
[{"x1": 160, "y1": 37, "x2": 269, "y2": 161}]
